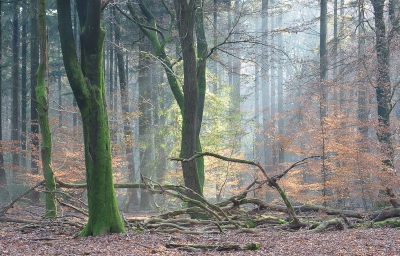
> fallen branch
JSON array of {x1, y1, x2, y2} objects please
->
[
  {"x1": 56, "y1": 198, "x2": 88, "y2": 216},
  {"x1": 308, "y1": 218, "x2": 344, "y2": 233},
  {"x1": 172, "y1": 152, "x2": 304, "y2": 225},
  {"x1": 0, "y1": 180, "x2": 45, "y2": 216}
]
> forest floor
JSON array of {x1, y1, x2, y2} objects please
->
[{"x1": 1, "y1": 210, "x2": 400, "y2": 255}]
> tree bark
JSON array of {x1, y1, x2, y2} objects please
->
[
  {"x1": 57, "y1": 0, "x2": 125, "y2": 236},
  {"x1": 371, "y1": 0, "x2": 400, "y2": 207},
  {"x1": 0, "y1": 0, "x2": 9, "y2": 205},
  {"x1": 30, "y1": 0, "x2": 40, "y2": 203},
  {"x1": 174, "y1": 0, "x2": 202, "y2": 198},
  {"x1": 126, "y1": 0, "x2": 205, "y2": 195},
  {"x1": 21, "y1": 1, "x2": 28, "y2": 169},
  {"x1": 11, "y1": 0, "x2": 20, "y2": 172},
  {"x1": 36, "y1": 0, "x2": 57, "y2": 218},
  {"x1": 320, "y1": 0, "x2": 328, "y2": 205},
  {"x1": 372, "y1": 0, "x2": 394, "y2": 165}
]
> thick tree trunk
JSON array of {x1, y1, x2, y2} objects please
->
[
  {"x1": 372, "y1": 0, "x2": 394, "y2": 165},
  {"x1": 36, "y1": 0, "x2": 57, "y2": 218},
  {"x1": 371, "y1": 0, "x2": 399, "y2": 207},
  {"x1": 175, "y1": 0, "x2": 202, "y2": 198},
  {"x1": 57, "y1": 0, "x2": 125, "y2": 236},
  {"x1": 127, "y1": 0, "x2": 205, "y2": 195}
]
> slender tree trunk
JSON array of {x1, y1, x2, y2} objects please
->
[
  {"x1": 21, "y1": 1, "x2": 28, "y2": 168},
  {"x1": 57, "y1": 0, "x2": 125, "y2": 236},
  {"x1": 277, "y1": 5, "x2": 284, "y2": 163},
  {"x1": 0, "y1": 0, "x2": 9, "y2": 204},
  {"x1": 58, "y1": 49, "x2": 62, "y2": 128},
  {"x1": 270, "y1": 0, "x2": 276, "y2": 168},
  {"x1": 195, "y1": 0, "x2": 208, "y2": 192},
  {"x1": 72, "y1": 2, "x2": 79, "y2": 128},
  {"x1": 114, "y1": 8, "x2": 137, "y2": 210},
  {"x1": 138, "y1": 38, "x2": 153, "y2": 209},
  {"x1": 37, "y1": 0, "x2": 57, "y2": 218},
  {"x1": 261, "y1": 0, "x2": 270, "y2": 168},
  {"x1": 212, "y1": 0, "x2": 218, "y2": 92},
  {"x1": 12, "y1": 1, "x2": 20, "y2": 172},
  {"x1": 320, "y1": 0, "x2": 328, "y2": 206},
  {"x1": 30, "y1": 0, "x2": 40, "y2": 203},
  {"x1": 254, "y1": 17, "x2": 261, "y2": 161}
]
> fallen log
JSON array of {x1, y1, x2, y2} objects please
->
[
  {"x1": 308, "y1": 218, "x2": 344, "y2": 233},
  {"x1": 373, "y1": 208, "x2": 400, "y2": 222}
]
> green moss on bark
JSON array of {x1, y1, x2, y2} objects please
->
[
  {"x1": 57, "y1": 0, "x2": 125, "y2": 236},
  {"x1": 37, "y1": 0, "x2": 56, "y2": 218}
]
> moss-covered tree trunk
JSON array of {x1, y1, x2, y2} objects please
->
[
  {"x1": 195, "y1": 0, "x2": 207, "y2": 192},
  {"x1": 57, "y1": 0, "x2": 125, "y2": 236},
  {"x1": 36, "y1": 0, "x2": 56, "y2": 218}
]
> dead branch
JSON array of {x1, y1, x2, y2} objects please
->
[
  {"x1": 270, "y1": 156, "x2": 321, "y2": 182},
  {"x1": 56, "y1": 198, "x2": 88, "y2": 216},
  {"x1": 308, "y1": 218, "x2": 344, "y2": 233},
  {"x1": 0, "y1": 180, "x2": 45, "y2": 216},
  {"x1": 0, "y1": 217, "x2": 40, "y2": 224},
  {"x1": 171, "y1": 152, "x2": 303, "y2": 225}
]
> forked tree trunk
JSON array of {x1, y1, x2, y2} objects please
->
[
  {"x1": 127, "y1": 0, "x2": 205, "y2": 196},
  {"x1": 57, "y1": 0, "x2": 125, "y2": 236}
]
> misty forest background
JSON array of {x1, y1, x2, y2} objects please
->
[{"x1": 0, "y1": 0, "x2": 399, "y2": 213}]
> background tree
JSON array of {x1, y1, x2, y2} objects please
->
[{"x1": 0, "y1": 0, "x2": 9, "y2": 204}]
